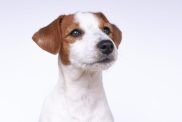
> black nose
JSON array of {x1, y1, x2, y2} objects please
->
[{"x1": 97, "y1": 40, "x2": 114, "y2": 55}]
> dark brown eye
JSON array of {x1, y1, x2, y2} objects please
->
[
  {"x1": 103, "y1": 26, "x2": 110, "y2": 35},
  {"x1": 70, "y1": 29, "x2": 82, "y2": 37}
]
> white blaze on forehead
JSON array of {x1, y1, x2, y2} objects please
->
[{"x1": 74, "y1": 12, "x2": 100, "y2": 31}]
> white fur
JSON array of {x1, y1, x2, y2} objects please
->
[{"x1": 39, "y1": 12, "x2": 117, "y2": 122}]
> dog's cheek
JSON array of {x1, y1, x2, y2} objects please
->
[
  {"x1": 67, "y1": 41, "x2": 83, "y2": 64},
  {"x1": 59, "y1": 36, "x2": 81, "y2": 65},
  {"x1": 59, "y1": 40, "x2": 71, "y2": 65}
]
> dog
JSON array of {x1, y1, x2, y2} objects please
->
[{"x1": 32, "y1": 12, "x2": 122, "y2": 122}]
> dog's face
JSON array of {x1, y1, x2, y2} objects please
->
[{"x1": 32, "y1": 12, "x2": 122, "y2": 71}]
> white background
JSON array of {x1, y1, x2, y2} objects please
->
[{"x1": 0, "y1": 0, "x2": 182, "y2": 122}]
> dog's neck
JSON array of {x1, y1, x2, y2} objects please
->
[{"x1": 57, "y1": 58, "x2": 111, "y2": 120}]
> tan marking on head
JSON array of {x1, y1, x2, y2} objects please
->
[
  {"x1": 94, "y1": 12, "x2": 122, "y2": 48},
  {"x1": 61, "y1": 16, "x2": 81, "y2": 43},
  {"x1": 59, "y1": 14, "x2": 81, "y2": 64}
]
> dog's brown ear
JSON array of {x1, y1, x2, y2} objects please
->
[
  {"x1": 112, "y1": 24, "x2": 122, "y2": 48},
  {"x1": 95, "y1": 12, "x2": 109, "y2": 22},
  {"x1": 32, "y1": 15, "x2": 65, "y2": 54}
]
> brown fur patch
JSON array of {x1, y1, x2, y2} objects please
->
[
  {"x1": 59, "y1": 14, "x2": 80, "y2": 65},
  {"x1": 94, "y1": 12, "x2": 122, "y2": 48},
  {"x1": 32, "y1": 14, "x2": 80, "y2": 65},
  {"x1": 32, "y1": 15, "x2": 64, "y2": 54}
]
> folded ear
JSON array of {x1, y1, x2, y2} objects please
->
[
  {"x1": 95, "y1": 12, "x2": 109, "y2": 22},
  {"x1": 112, "y1": 24, "x2": 122, "y2": 48},
  {"x1": 32, "y1": 15, "x2": 65, "y2": 54}
]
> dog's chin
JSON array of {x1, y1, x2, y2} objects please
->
[{"x1": 75, "y1": 58, "x2": 115, "y2": 71}]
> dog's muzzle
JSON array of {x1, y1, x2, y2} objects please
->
[{"x1": 93, "y1": 40, "x2": 115, "y2": 64}]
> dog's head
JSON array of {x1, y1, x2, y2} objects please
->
[{"x1": 32, "y1": 12, "x2": 122, "y2": 71}]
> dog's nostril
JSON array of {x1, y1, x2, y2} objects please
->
[
  {"x1": 97, "y1": 40, "x2": 114, "y2": 55},
  {"x1": 100, "y1": 45, "x2": 107, "y2": 50}
]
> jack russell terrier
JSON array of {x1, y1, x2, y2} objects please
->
[{"x1": 32, "y1": 12, "x2": 122, "y2": 122}]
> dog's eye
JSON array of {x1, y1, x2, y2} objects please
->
[
  {"x1": 70, "y1": 29, "x2": 83, "y2": 37},
  {"x1": 103, "y1": 27, "x2": 110, "y2": 35}
]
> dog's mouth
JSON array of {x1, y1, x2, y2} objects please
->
[
  {"x1": 79, "y1": 56, "x2": 116, "y2": 70},
  {"x1": 87, "y1": 57, "x2": 114, "y2": 65},
  {"x1": 96, "y1": 58, "x2": 113, "y2": 63}
]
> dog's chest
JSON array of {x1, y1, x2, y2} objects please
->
[{"x1": 39, "y1": 85, "x2": 113, "y2": 122}]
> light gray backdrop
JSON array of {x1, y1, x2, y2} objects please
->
[{"x1": 0, "y1": 0, "x2": 182, "y2": 122}]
